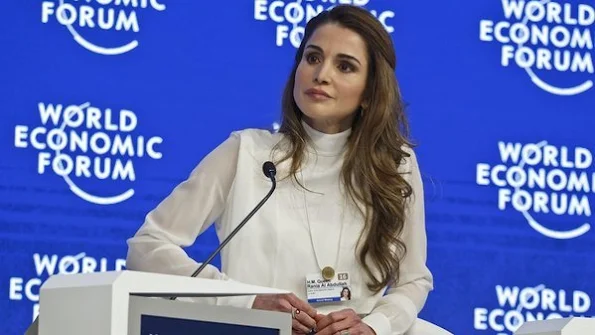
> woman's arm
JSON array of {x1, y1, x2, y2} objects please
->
[
  {"x1": 362, "y1": 149, "x2": 434, "y2": 335},
  {"x1": 125, "y1": 132, "x2": 256, "y2": 308}
]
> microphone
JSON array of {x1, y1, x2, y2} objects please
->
[{"x1": 170, "y1": 161, "x2": 277, "y2": 300}]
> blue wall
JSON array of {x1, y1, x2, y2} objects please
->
[{"x1": 1, "y1": 1, "x2": 594, "y2": 333}]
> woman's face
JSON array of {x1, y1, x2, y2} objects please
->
[
  {"x1": 293, "y1": 23, "x2": 369, "y2": 134},
  {"x1": 341, "y1": 289, "x2": 349, "y2": 297}
]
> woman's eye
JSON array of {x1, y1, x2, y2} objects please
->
[
  {"x1": 306, "y1": 53, "x2": 320, "y2": 64},
  {"x1": 338, "y1": 62, "x2": 355, "y2": 73}
]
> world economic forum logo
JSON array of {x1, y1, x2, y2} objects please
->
[
  {"x1": 9, "y1": 251, "x2": 126, "y2": 321},
  {"x1": 476, "y1": 141, "x2": 594, "y2": 239},
  {"x1": 474, "y1": 284, "x2": 593, "y2": 334},
  {"x1": 479, "y1": 0, "x2": 594, "y2": 96},
  {"x1": 41, "y1": 0, "x2": 166, "y2": 55},
  {"x1": 13, "y1": 101, "x2": 163, "y2": 205},
  {"x1": 254, "y1": 0, "x2": 395, "y2": 48}
]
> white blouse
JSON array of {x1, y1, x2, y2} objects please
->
[{"x1": 126, "y1": 121, "x2": 433, "y2": 335}]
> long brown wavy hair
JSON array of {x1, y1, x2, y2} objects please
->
[{"x1": 273, "y1": 5, "x2": 414, "y2": 293}]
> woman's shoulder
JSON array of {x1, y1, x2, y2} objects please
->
[
  {"x1": 229, "y1": 127, "x2": 284, "y2": 151},
  {"x1": 399, "y1": 144, "x2": 419, "y2": 173}
]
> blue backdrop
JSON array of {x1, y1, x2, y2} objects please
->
[{"x1": 1, "y1": 1, "x2": 594, "y2": 334}]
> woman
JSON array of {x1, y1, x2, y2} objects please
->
[
  {"x1": 341, "y1": 287, "x2": 352, "y2": 301},
  {"x1": 126, "y1": 5, "x2": 433, "y2": 335}
]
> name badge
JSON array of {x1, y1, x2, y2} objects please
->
[{"x1": 305, "y1": 271, "x2": 352, "y2": 303}]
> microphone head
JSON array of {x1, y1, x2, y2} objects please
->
[{"x1": 262, "y1": 161, "x2": 276, "y2": 179}]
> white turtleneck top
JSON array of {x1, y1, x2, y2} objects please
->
[{"x1": 126, "y1": 121, "x2": 433, "y2": 335}]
